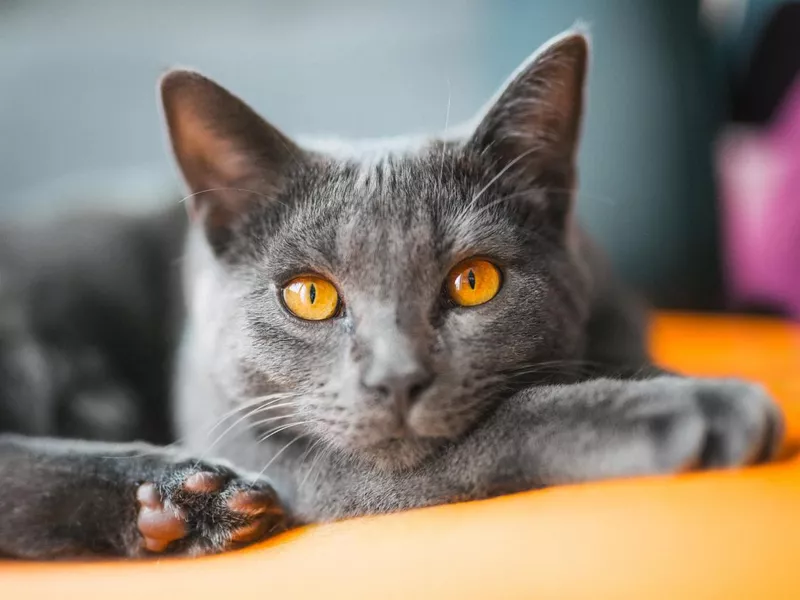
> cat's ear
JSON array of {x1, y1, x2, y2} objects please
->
[
  {"x1": 160, "y1": 69, "x2": 303, "y2": 251},
  {"x1": 469, "y1": 30, "x2": 588, "y2": 193}
]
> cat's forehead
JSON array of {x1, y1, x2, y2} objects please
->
[
  {"x1": 257, "y1": 143, "x2": 531, "y2": 281},
  {"x1": 312, "y1": 147, "x2": 482, "y2": 248},
  {"x1": 288, "y1": 150, "x2": 451, "y2": 281}
]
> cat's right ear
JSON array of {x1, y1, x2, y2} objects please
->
[
  {"x1": 467, "y1": 30, "x2": 588, "y2": 227},
  {"x1": 160, "y1": 70, "x2": 304, "y2": 252}
]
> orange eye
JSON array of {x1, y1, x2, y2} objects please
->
[
  {"x1": 282, "y1": 276, "x2": 340, "y2": 321},
  {"x1": 446, "y1": 258, "x2": 502, "y2": 307}
]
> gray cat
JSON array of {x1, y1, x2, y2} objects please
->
[{"x1": 0, "y1": 30, "x2": 782, "y2": 559}]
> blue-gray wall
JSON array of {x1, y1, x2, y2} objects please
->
[{"x1": 0, "y1": 0, "x2": 732, "y2": 307}]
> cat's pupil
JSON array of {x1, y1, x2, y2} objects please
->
[
  {"x1": 467, "y1": 270, "x2": 476, "y2": 290},
  {"x1": 309, "y1": 283, "x2": 316, "y2": 304}
]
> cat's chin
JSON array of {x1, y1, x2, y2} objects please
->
[{"x1": 355, "y1": 436, "x2": 445, "y2": 473}]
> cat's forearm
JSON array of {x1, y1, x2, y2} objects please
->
[
  {"x1": 0, "y1": 435, "x2": 285, "y2": 559},
  {"x1": 302, "y1": 375, "x2": 781, "y2": 520},
  {"x1": 0, "y1": 435, "x2": 159, "y2": 558}
]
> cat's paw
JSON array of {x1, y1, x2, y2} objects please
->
[
  {"x1": 625, "y1": 377, "x2": 784, "y2": 472},
  {"x1": 136, "y1": 463, "x2": 286, "y2": 556}
]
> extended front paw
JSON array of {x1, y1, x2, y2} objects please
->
[
  {"x1": 136, "y1": 463, "x2": 287, "y2": 556},
  {"x1": 523, "y1": 376, "x2": 785, "y2": 486},
  {"x1": 619, "y1": 377, "x2": 783, "y2": 473}
]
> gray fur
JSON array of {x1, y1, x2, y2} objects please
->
[{"x1": 0, "y1": 29, "x2": 783, "y2": 558}]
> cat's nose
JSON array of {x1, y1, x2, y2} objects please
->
[
  {"x1": 354, "y1": 302, "x2": 434, "y2": 410},
  {"x1": 360, "y1": 363, "x2": 434, "y2": 410}
]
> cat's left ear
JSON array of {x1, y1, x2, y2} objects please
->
[{"x1": 469, "y1": 30, "x2": 588, "y2": 193}]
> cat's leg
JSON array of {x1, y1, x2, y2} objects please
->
[
  {"x1": 0, "y1": 435, "x2": 287, "y2": 559},
  {"x1": 309, "y1": 375, "x2": 783, "y2": 518},
  {"x1": 472, "y1": 376, "x2": 784, "y2": 487}
]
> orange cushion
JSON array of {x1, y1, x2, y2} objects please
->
[{"x1": 3, "y1": 312, "x2": 800, "y2": 599}]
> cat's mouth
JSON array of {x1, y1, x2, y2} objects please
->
[{"x1": 320, "y1": 385, "x2": 475, "y2": 471}]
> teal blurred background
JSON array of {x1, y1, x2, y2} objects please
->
[{"x1": 0, "y1": 0, "x2": 789, "y2": 308}]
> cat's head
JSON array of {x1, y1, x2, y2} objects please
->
[{"x1": 162, "y1": 30, "x2": 593, "y2": 471}]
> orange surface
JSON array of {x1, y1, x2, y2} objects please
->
[{"x1": 3, "y1": 312, "x2": 800, "y2": 599}]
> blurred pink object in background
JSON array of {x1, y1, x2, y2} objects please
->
[{"x1": 718, "y1": 74, "x2": 800, "y2": 319}]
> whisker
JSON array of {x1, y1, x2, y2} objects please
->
[
  {"x1": 198, "y1": 397, "x2": 300, "y2": 461},
  {"x1": 205, "y1": 392, "x2": 300, "y2": 438},
  {"x1": 438, "y1": 79, "x2": 452, "y2": 191},
  {"x1": 297, "y1": 436, "x2": 323, "y2": 466},
  {"x1": 101, "y1": 393, "x2": 305, "y2": 463},
  {"x1": 465, "y1": 189, "x2": 532, "y2": 221},
  {"x1": 204, "y1": 398, "x2": 293, "y2": 443},
  {"x1": 251, "y1": 434, "x2": 307, "y2": 485},
  {"x1": 246, "y1": 401, "x2": 299, "y2": 418},
  {"x1": 508, "y1": 358, "x2": 613, "y2": 373},
  {"x1": 178, "y1": 187, "x2": 289, "y2": 209},
  {"x1": 247, "y1": 412, "x2": 299, "y2": 431},
  {"x1": 298, "y1": 438, "x2": 327, "y2": 492},
  {"x1": 469, "y1": 147, "x2": 538, "y2": 209},
  {"x1": 257, "y1": 421, "x2": 314, "y2": 444},
  {"x1": 310, "y1": 445, "x2": 335, "y2": 490}
]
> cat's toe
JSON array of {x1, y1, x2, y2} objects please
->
[
  {"x1": 621, "y1": 376, "x2": 784, "y2": 476},
  {"x1": 224, "y1": 486, "x2": 287, "y2": 544},
  {"x1": 183, "y1": 470, "x2": 226, "y2": 494},
  {"x1": 694, "y1": 380, "x2": 784, "y2": 468},
  {"x1": 136, "y1": 482, "x2": 188, "y2": 553},
  {"x1": 137, "y1": 464, "x2": 286, "y2": 556}
]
